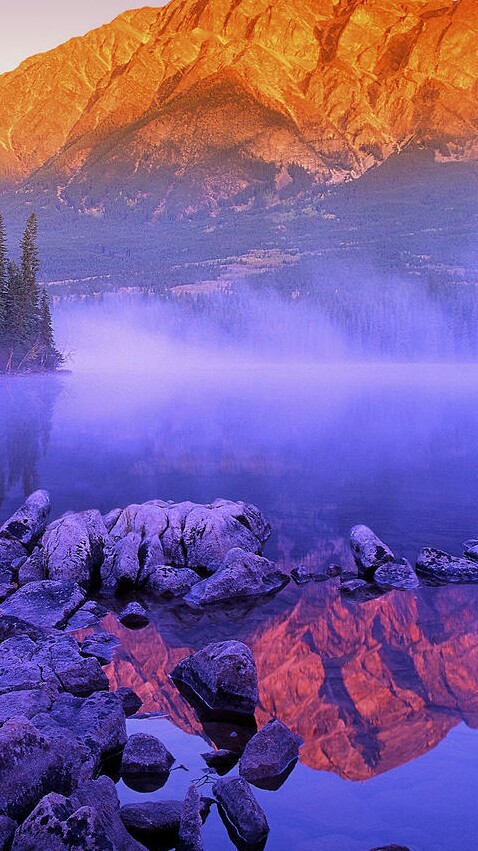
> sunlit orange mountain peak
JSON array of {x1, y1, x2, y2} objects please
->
[{"x1": 0, "y1": 0, "x2": 476, "y2": 215}]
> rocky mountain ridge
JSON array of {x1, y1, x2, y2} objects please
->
[{"x1": 0, "y1": 0, "x2": 476, "y2": 216}]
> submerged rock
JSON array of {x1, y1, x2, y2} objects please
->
[
  {"x1": 290, "y1": 563, "x2": 330, "y2": 585},
  {"x1": 178, "y1": 784, "x2": 203, "y2": 851},
  {"x1": 171, "y1": 641, "x2": 258, "y2": 717},
  {"x1": 121, "y1": 733, "x2": 175, "y2": 778},
  {"x1": 239, "y1": 719, "x2": 303, "y2": 789},
  {"x1": 416, "y1": 548, "x2": 478, "y2": 583},
  {"x1": 184, "y1": 548, "x2": 288, "y2": 606},
  {"x1": 201, "y1": 749, "x2": 239, "y2": 774},
  {"x1": 213, "y1": 776, "x2": 269, "y2": 846},
  {"x1": 80, "y1": 632, "x2": 120, "y2": 665},
  {"x1": 115, "y1": 687, "x2": 142, "y2": 717},
  {"x1": 0, "y1": 580, "x2": 86, "y2": 629},
  {"x1": 65, "y1": 601, "x2": 108, "y2": 631},
  {"x1": 0, "y1": 490, "x2": 51, "y2": 549},
  {"x1": 350, "y1": 525, "x2": 395, "y2": 577},
  {"x1": 374, "y1": 559, "x2": 419, "y2": 591},
  {"x1": 119, "y1": 602, "x2": 149, "y2": 629},
  {"x1": 120, "y1": 801, "x2": 184, "y2": 845}
]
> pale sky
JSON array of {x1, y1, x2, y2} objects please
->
[{"x1": 0, "y1": 0, "x2": 169, "y2": 74}]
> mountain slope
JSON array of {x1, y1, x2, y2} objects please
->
[{"x1": 0, "y1": 0, "x2": 477, "y2": 215}]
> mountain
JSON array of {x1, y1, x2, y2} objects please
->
[{"x1": 0, "y1": 0, "x2": 476, "y2": 217}]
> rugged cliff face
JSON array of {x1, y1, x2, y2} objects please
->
[
  {"x1": 0, "y1": 0, "x2": 476, "y2": 215},
  {"x1": 102, "y1": 582, "x2": 478, "y2": 782}
]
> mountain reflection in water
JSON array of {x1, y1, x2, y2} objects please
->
[{"x1": 100, "y1": 579, "x2": 478, "y2": 782}]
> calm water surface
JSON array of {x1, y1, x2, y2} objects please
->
[{"x1": 1, "y1": 296, "x2": 478, "y2": 850}]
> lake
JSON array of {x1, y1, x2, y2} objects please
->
[{"x1": 1, "y1": 294, "x2": 478, "y2": 850}]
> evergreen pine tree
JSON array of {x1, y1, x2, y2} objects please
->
[
  {"x1": 38, "y1": 289, "x2": 62, "y2": 369},
  {"x1": 19, "y1": 212, "x2": 41, "y2": 346}
]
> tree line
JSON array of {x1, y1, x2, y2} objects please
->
[{"x1": 0, "y1": 212, "x2": 62, "y2": 373}]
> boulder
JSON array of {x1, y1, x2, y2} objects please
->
[
  {"x1": 201, "y1": 749, "x2": 239, "y2": 774},
  {"x1": 17, "y1": 548, "x2": 46, "y2": 586},
  {"x1": 160, "y1": 502, "x2": 196, "y2": 567},
  {"x1": 183, "y1": 505, "x2": 264, "y2": 573},
  {"x1": 0, "y1": 536, "x2": 27, "y2": 571},
  {"x1": 416, "y1": 548, "x2": 478, "y2": 583},
  {"x1": 120, "y1": 800, "x2": 209, "y2": 847},
  {"x1": 463, "y1": 539, "x2": 478, "y2": 561},
  {"x1": 33, "y1": 691, "x2": 127, "y2": 764},
  {"x1": 121, "y1": 733, "x2": 174, "y2": 778},
  {"x1": 34, "y1": 632, "x2": 108, "y2": 697},
  {"x1": 178, "y1": 784, "x2": 203, "y2": 851},
  {"x1": 0, "y1": 581, "x2": 86, "y2": 629},
  {"x1": 290, "y1": 563, "x2": 330, "y2": 585},
  {"x1": 65, "y1": 601, "x2": 107, "y2": 631},
  {"x1": 101, "y1": 532, "x2": 141, "y2": 591},
  {"x1": 374, "y1": 559, "x2": 419, "y2": 591},
  {"x1": 0, "y1": 716, "x2": 66, "y2": 821},
  {"x1": 142, "y1": 564, "x2": 201, "y2": 599},
  {"x1": 239, "y1": 719, "x2": 303, "y2": 788},
  {"x1": 0, "y1": 567, "x2": 15, "y2": 604},
  {"x1": 114, "y1": 687, "x2": 142, "y2": 717},
  {"x1": 0, "y1": 815, "x2": 16, "y2": 849},
  {"x1": 41, "y1": 510, "x2": 111, "y2": 590},
  {"x1": 108, "y1": 502, "x2": 169, "y2": 542},
  {"x1": 171, "y1": 641, "x2": 258, "y2": 716},
  {"x1": 12, "y1": 779, "x2": 147, "y2": 851},
  {"x1": 119, "y1": 602, "x2": 149, "y2": 629},
  {"x1": 213, "y1": 776, "x2": 269, "y2": 846},
  {"x1": 350, "y1": 525, "x2": 395, "y2": 577},
  {"x1": 184, "y1": 548, "x2": 288, "y2": 606},
  {"x1": 0, "y1": 490, "x2": 51, "y2": 549},
  {"x1": 80, "y1": 632, "x2": 120, "y2": 665}
]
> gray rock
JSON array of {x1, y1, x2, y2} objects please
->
[
  {"x1": 171, "y1": 640, "x2": 258, "y2": 716},
  {"x1": 374, "y1": 559, "x2": 419, "y2": 591},
  {"x1": 211, "y1": 500, "x2": 271, "y2": 548},
  {"x1": 183, "y1": 505, "x2": 264, "y2": 573},
  {"x1": 55, "y1": 655, "x2": 109, "y2": 697},
  {"x1": 0, "y1": 536, "x2": 27, "y2": 571},
  {"x1": 42, "y1": 510, "x2": 111, "y2": 590},
  {"x1": 184, "y1": 548, "x2": 288, "y2": 606},
  {"x1": 350, "y1": 525, "x2": 395, "y2": 577},
  {"x1": 80, "y1": 632, "x2": 120, "y2": 665},
  {"x1": 12, "y1": 779, "x2": 147, "y2": 851},
  {"x1": 120, "y1": 801, "x2": 183, "y2": 844},
  {"x1": 213, "y1": 776, "x2": 269, "y2": 846},
  {"x1": 0, "y1": 814, "x2": 16, "y2": 849},
  {"x1": 160, "y1": 502, "x2": 196, "y2": 567},
  {"x1": 239, "y1": 719, "x2": 303, "y2": 788},
  {"x1": 101, "y1": 532, "x2": 142, "y2": 591},
  {"x1": 416, "y1": 547, "x2": 478, "y2": 583},
  {"x1": 108, "y1": 502, "x2": 169, "y2": 542},
  {"x1": 121, "y1": 733, "x2": 174, "y2": 777},
  {"x1": 0, "y1": 716, "x2": 65, "y2": 821},
  {"x1": 0, "y1": 687, "x2": 55, "y2": 724},
  {"x1": 17, "y1": 548, "x2": 46, "y2": 586},
  {"x1": 0, "y1": 490, "x2": 51, "y2": 549},
  {"x1": 464, "y1": 539, "x2": 478, "y2": 561},
  {"x1": 65, "y1": 601, "x2": 108, "y2": 631},
  {"x1": 340, "y1": 578, "x2": 371, "y2": 594},
  {"x1": 33, "y1": 691, "x2": 127, "y2": 764},
  {"x1": 119, "y1": 602, "x2": 149, "y2": 629},
  {"x1": 201, "y1": 749, "x2": 239, "y2": 774},
  {"x1": 102, "y1": 508, "x2": 122, "y2": 533},
  {"x1": 290, "y1": 563, "x2": 330, "y2": 585},
  {"x1": 178, "y1": 784, "x2": 203, "y2": 851},
  {"x1": 120, "y1": 800, "x2": 209, "y2": 847},
  {"x1": 0, "y1": 567, "x2": 15, "y2": 604},
  {"x1": 0, "y1": 581, "x2": 86, "y2": 629},
  {"x1": 142, "y1": 564, "x2": 201, "y2": 599},
  {"x1": 114, "y1": 687, "x2": 142, "y2": 717}
]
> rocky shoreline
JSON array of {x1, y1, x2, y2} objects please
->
[{"x1": 0, "y1": 490, "x2": 474, "y2": 849}]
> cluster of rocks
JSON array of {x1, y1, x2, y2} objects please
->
[
  {"x1": 0, "y1": 491, "x2": 289, "y2": 612},
  {"x1": 292, "y1": 523, "x2": 478, "y2": 598}
]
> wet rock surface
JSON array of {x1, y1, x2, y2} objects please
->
[
  {"x1": 0, "y1": 580, "x2": 86, "y2": 629},
  {"x1": 184, "y1": 548, "x2": 288, "y2": 606},
  {"x1": 80, "y1": 632, "x2": 120, "y2": 665},
  {"x1": 374, "y1": 559, "x2": 419, "y2": 591},
  {"x1": 115, "y1": 687, "x2": 142, "y2": 717},
  {"x1": 119, "y1": 602, "x2": 150, "y2": 629},
  {"x1": 239, "y1": 719, "x2": 303, "y2": 789},
  {"x1": 120, "y1": 733, "x2": 175, "y2": 778},
  {"x1": 213, "y1": 776, "x2": 269, "y2": 846},
  {"x1": 178, "y1": 784, "x2": 204, "y2": 851},
  {"x1": 416, "y1": 547, "x2": 478, "y2": 583},
  {"x1": 171, "y1": 640, "x2": 258, "y2": 717}
]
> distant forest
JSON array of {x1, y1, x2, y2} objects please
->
[{"x1": 0, "y1": 212, "x2": 62, "y2": 373}]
